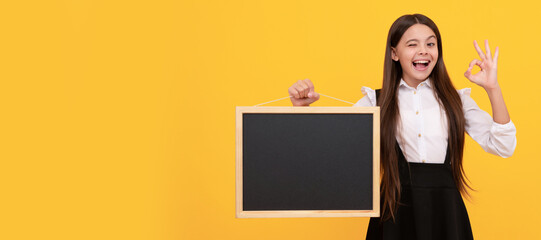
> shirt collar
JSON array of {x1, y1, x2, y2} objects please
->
[
  {"x1": 399, "y1": 78, "x2": 432, "y2": 89},
  {"x1": 424, "y1": 78, "x2": 433, "y2": 88}
]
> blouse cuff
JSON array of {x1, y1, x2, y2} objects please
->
[
  {"x1": 491, "y1": 120, "x2": 516, "y2": 135},
  {"x1": 361, "y1": 87, "x2": 377, "y2": 106},
  {"x1": 490, "y1": 120, "x2": 517, "y2": 158}
]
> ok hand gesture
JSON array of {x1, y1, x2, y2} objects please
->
[{"x1": 464, "y1": 40, "x2": 500, "y2": 90}]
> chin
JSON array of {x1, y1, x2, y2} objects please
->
[
  {"x1": 417, "y1": 68, "x2": 435, "y2": 81},
  {"x1": 416, "y1": 74, "x2": 431, "y2": 81}
]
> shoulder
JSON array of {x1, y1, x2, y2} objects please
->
[
  {"x1": 353, "y1": 86, "x2": 377, "y2": 107},
  {"x1": 457, "y1": 88, "x2": 472, "y2": 98},
  {"x1": 456, "y1": 88, "x2": 478, "y2": 109}
]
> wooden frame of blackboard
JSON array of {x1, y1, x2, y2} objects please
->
[{"x1": 236, "y1": 107, "x2": 380, "y2": 218}]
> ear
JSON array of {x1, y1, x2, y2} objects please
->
[{"x1": 391, "y1": 47, "x2": 399, "y2": 61}]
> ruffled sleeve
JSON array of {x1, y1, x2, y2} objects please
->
[
  {"x1": 458, "y1": 88, "x2": 517, "y2": 158},
  {"x1": 353, "y1": 87, "x2": 377, "y2": 107}
]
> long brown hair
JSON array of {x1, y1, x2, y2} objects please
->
[{"x1": 378, "y1": 14, "x2": 472, "y2": 221}]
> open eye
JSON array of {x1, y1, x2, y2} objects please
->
[{"x1": 427, "y1": 43, "x2": 436, "y2": 47}]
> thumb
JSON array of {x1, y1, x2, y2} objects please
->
[
  {"x1": 308, "y1": 91, "x2": 320, "y2": 100},
  {"x1": 464, "y1": 69, "x2": 471, "y2": 79}
]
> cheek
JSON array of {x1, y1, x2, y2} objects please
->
[
  {"x1": 431, "y1": 55, "x2": 439, "y2": 68},
  {"x1": 431, "y1": 49, "x2": 439, "y2": 59},
  {"x1": 398, "y1": 59, "x2": 411, "y2": 69}
]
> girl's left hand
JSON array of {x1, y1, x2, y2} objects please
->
[{"x1": 464, "y1": 40, "x2": 500, "y2": 90}]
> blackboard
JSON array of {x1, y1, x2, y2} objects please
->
[{"x1": 236, "y1": 107, "x2": 380, "y2": 218}]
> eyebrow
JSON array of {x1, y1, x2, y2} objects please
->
[{"x1": 405, "y1": 35, "x2": 437, "y2": 44}]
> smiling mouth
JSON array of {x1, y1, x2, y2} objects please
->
[{"x1": 412, "y1": 60, "x2": 430, "y2": 71}]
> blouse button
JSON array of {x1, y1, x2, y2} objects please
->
[
  {"x1": 414, "y1": 91, "x2": 417, "y2": 94},
  {"x1": 418, "y1": 133, "x2": 421, "y2": 137},
  {"x1": 422, "y1": 159, "x2": 426, "y2": 163},
  {"x1": 416, "y1": 111, "x2": 419, "y2": 115}
]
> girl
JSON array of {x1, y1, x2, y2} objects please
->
[{"x1": 288, "y1": 14, "x2": 516, "y2": 239}]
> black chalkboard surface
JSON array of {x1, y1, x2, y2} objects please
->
[{"x1": 236, "y1": 107, "x2": 380, "y2": 218}]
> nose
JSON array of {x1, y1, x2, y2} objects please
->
[{"x1": 419, "y1": 45, "x2": 428, "y2": 55}]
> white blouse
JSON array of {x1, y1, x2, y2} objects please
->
[{"x1": 353, "y1": 79, "x2": 517, "y2": 163}]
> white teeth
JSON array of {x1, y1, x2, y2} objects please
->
[{"x1": 414, "y1": 60, "x2": 429, "y2": 64}]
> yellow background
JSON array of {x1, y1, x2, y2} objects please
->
[{"x1": 1, "y1": 0, "x2": 540, "y2": 239}]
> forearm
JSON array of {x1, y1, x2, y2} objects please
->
[{"x1": 485, "y1": 85, "x2": 511, "y2": 124}]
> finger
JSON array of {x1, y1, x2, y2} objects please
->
[
  {"x1": 308, "y1": 89, "x2": 316, "y2": 98},
  {"x1": 310, "y1": 92, "x2": 320, "y2": 100},
  {"x1": 464, "y1": 69, "x2": 471, "y2": 79},
  {"x1": 298, "y1": 81, "x2": 310, "y2": 98},
  {"x1": 464, "y1": 68, "x2": 474, "y2": 81},
  {"x1": 494, "y1": 46, "x2": 499, "y2": 65},
  {"x1": 473, "y1": 40, "x2": 486, "y2": 60},
  {"x1": 465, "y1": 59, "x2": 482, "y2": 79},
  {"x1": 294, "y1": 80, "x2": 306, "y2": 98},
  {"x1": 468, "y1": 59, "x2": 483, "y2": 70},
  {"x1": 484, "y1": 40, "x2": 492, "y2": 62},
  {"x1": 289, "y1": 87, "x2": 300, "y2": 99},
  {"x1": 294, "y1": 84, "x2": 307, "y2": 98},
  {"x1": 304, "y1": 79, "x2": 317, "y2": 98},
  {"x1": 304, "y1": 79, "x2": 315, "y2": 92}
]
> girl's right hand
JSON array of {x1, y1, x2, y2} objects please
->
[{"x1": 288, "y1": 79, "x2": 320, "y2": 106}]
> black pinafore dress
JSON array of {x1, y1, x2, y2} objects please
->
[{"x1": 366, "y1": 90, "x2": 474, "y2": 240}]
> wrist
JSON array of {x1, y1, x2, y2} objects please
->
[{"x1": 484, "y1": 84, "x2": 501, "y2": 95}]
